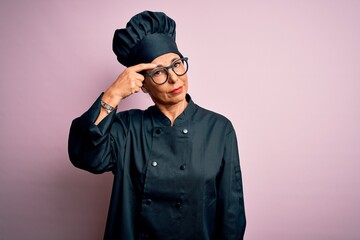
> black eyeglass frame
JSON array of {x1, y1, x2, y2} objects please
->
[{"x1": 145, "y1": 57, "x2": 189, "y2": 85}]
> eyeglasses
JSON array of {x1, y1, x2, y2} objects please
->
[{"x1": 146, "y1": 57, "x2": 189, "y2": 85}]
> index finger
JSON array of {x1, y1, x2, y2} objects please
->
[{"x1": 129, "y1": 63, "x2": 157, "y2": 73}]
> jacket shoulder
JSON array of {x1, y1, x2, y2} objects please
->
[{"x1": 194, "y1": 104, "x2": 235, "y2": 134}]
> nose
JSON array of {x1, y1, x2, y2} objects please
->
[{"x1": 167, "y1": 69, "x2": 178, "y2": 83}]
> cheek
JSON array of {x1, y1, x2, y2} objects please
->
[
  {"x1": 143, "y1": 79, "x2": 156, "y2": 91},
  {"x1": 182, "y1": 76, "x2": 189, "y2": 88},
  {"x1": 144, "y1": 80, "x2": 166, "y2": 95}
]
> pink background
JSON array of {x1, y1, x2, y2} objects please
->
[{"x1": 1, "y1": 0, "x2": 360, "y2": 239}]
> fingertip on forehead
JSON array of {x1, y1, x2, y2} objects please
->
[{"x1": 141, "y1": 63, "x2": 157, "y2": 69}]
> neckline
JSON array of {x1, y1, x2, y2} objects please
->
[{"x1": 149, "y1": 94, "x2": 197, "y2": 126}]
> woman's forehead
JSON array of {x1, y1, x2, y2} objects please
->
[{"x1": 151, "y1": 52, "x2": 180, "y2": 66}]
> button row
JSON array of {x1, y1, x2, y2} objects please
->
[{"x1": 151, "y1": 161, "x2": 186, "y2": 170}]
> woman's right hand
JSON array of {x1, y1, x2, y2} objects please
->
[
  {"x1": 94, "y1": 63, "x2": 156, "y2": 125},
  {"x1": 102, "y1": 63, "x2": 157, "y2": 107}
]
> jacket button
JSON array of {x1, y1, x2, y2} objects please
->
[
  {"x1": 182, "y1": 128, "x2": 188, "y2": 134},
  {"x1": 180, "y1": 164, "x2": 186, "y2": 170},
  {"x1": 145, "y1": 199, "x2": 152, "y2": 205},
  {"x1": 175, "y1": 202, "x2": 183, "y2": 208},
  {"x1": 155, "y1": 128, "x2": 161, "y2": 134},
  {"x1": 151, "y1": 161, "x2": 158, "y2": 167}
]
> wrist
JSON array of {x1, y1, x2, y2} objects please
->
[
  {"x1": 102, "y1": 90, "x2": 123, "y2": 106},
  {"x1": 100, "y1": 99, "x2": 116, "y2": 114}
]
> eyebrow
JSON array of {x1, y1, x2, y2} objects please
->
[{"x1": 155, "y1": 57, "x2": 180, "y2": 67}]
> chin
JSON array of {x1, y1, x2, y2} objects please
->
[{"x1": 162, "y1": 92, "x2": 186, "y2": 105}]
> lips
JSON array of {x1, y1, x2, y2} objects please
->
[{"x1": 170, "y1": 86, "x2": 183, "y2": 94}]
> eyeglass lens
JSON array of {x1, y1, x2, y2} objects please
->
[{"x1": 149, "y1": 57, "x2": 188, "y2": 85}]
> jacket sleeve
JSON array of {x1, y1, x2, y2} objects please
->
[
  {"x1": 68, "y1": 94, "x2": 127, "y2": 174},
  {"x1": 217, "y1": 123, "x2": 246, "y2": 239}
]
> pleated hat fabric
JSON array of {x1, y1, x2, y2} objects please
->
[{"x1": 113, "y1": 11, "x2": 183, "y2": 67}]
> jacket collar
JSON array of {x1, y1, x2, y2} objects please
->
[{"x1": 148, "y1": 94, "x2": 197, "y2": 126}]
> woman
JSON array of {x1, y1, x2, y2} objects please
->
[{"x1": 68, "y1": 11, "x2": 246, "y2": 240}]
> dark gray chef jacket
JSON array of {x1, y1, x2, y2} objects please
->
[{"x1": 68, "y1": 94, "x2": 246, "y2": 240}]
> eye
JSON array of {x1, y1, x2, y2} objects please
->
[
  {"x1": 173, "y1": 60, "x2": 182, "y2": 68},
  {"x1": 152, "y1": 68, "x2": 165, "y2": 77}
]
